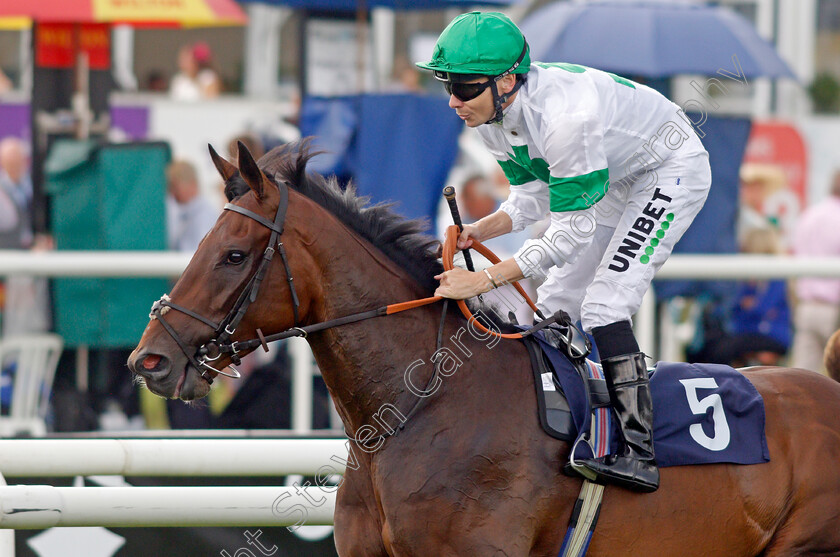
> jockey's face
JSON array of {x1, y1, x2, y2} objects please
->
[
  {"x1": 447, "y1": 74, "x2": 516, "y2": 127},
  {"x1": 448, "y1": 77, "x2": 494, "y2": 127}
]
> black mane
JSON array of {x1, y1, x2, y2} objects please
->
[{"x1": 225, "y1": 139, "x2": 443, "y2": 294}]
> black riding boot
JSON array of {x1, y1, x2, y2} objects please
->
[{"x1": 577, "y1": 352, "x2": 660, "y2": 493}]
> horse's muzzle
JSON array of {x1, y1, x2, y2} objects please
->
[{"x1": 127, "y1": 349, "x2": 210, "y2": 401}]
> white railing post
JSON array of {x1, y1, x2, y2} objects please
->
[
  {"x1": 0, "y1": 486, "x2": 336, "y2": 528},
  {"x1": 5, "y1": 252, "x2": 840, "y2": 280},
  {"x1": 0, "y1": 472, "x2": 13, "y2": 557},
  {"x1": 0, "y1": 439, "x2": 348, "y2": 477},
  {"x1": 290, "y1": 337, "x2": 314, "y2": 433}
]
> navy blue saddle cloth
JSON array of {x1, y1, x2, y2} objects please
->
[{"x1": 531, "y1": 333, "x2": 770, "y2": 467}]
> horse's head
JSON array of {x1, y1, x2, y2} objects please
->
[{"x1": 127, "y1": 141, "x2": 321, "y2": 400}]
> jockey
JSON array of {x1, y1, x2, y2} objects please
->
[{"x1": 419, "y1": 11, "x2": 711, "y2": 493}]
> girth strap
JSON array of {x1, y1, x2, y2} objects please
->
[{"x1": 558, "y1": 480, "x2": 605, "y2": 557}]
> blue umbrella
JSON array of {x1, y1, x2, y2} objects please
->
[
  {"x1": 519, "y1": 0, "x2": 796, "y2": 79},
  {"x1": 237, "y1": 0, "x2": 517, "y2": 9}
]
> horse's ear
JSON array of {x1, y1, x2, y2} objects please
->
[
  {"x1": 237, "y1": 140, "x2": 270, "y2": 200},
  {"x1": 208, "y1": 144, "x2": 238, "y2": 182}
]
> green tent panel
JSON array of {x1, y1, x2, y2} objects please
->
[{"x1": 46, "y1": 140, "x2": 171, "y2": 348}]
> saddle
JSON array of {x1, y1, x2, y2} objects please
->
[
  {"x1": 526, "y1": 341, "x2": 575, "y2": 442},
  {"x1": 523, "y1": 327, "x2": 770, "y2": 468},
  {"x1": 523, "y1": 322, "x2": 611, "y2": 458}
]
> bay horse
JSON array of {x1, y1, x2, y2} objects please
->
[{"x1": 128, "y1": 140, "x2": 840, "y2": 556}]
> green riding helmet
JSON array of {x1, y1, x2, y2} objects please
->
[
  {"x1": 417, "y1": 12, "x2": 531, "y2": 124},
  {"x1": 416, "y1": 11, "x2": 531, "y2": 82}
]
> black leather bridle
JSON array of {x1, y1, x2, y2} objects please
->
[
  {"x1": 149, "y1": 182, "x2": 301, "y2": 381},
  {"x1": 148, "y1": 180, "x2": 446, "y2": 385}
]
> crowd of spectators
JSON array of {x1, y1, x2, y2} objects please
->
[{"x1": 683, "y1": 164, "x2": 840, "y2": 375}]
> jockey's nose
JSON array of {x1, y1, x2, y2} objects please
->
[{"x1": 449, "y1": 94, "x2": 463, "y2": 109}]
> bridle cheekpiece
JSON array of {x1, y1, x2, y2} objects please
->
[{"x1": 148, "y1": 181, "x2": 300, "y2": 382}]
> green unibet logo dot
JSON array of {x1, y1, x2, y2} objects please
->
[
  {"x1": 651, "y1": 238, "x2": 660, "y2": 247},
  {"x1": 666, "y1": 213, "x2": 675, "y2": 222},
  {"x1": 645, "y1": 246, "x2": 654, "y2": 256},
  {"x1": 640, "y1": 255, "x2": 650, "y2": 264},
  {"x1": 656, "y1": 230, "x2": 665, "y2": 239},
  {"x1": 661, "y1": 221, "x2": 670, "y2": 230}
]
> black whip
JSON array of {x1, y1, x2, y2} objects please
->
[{"x1": 442, "y1": 185, "x2": 476, "y2": 272}]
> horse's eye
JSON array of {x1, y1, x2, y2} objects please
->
[{"x1": 226, "y1": 251, "x2": 246, "y2": 265}]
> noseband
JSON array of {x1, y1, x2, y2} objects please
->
[{"x1": 149, "y1": 182, "x2": 301, "y2": 382}]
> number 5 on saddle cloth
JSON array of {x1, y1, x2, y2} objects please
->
[{"x1": 523, "y1": 320, "x2": 770, "y2": 470}]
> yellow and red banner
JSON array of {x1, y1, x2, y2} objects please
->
[
  {"x1": 0, "y1": 0, "x2": 246, "y2": 29},
  {"x1": 95, "y1": 0, "x2": 245, "y2": 26},
  {"x1": 36, "y1": 23, "x2": 110, "y2": 69}
]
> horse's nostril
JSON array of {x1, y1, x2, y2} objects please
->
[
  {"x1": 142, "y1": 354, "x2": 162, "y2": 370},
  {"x1": 133, "y1": 353, "x2": 170, "y2": 377}
]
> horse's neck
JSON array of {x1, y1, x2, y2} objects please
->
[{"x1": 302, "y1": 220, "x2": 447, "y2": 435}]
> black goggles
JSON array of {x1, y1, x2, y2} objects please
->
[{"x1": 444, "y1": 79, "x2": 494, "y2": 102}]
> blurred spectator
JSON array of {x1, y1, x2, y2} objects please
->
[
  {"x1": 166, "y1": 159, "x2": 219, "y2": 253},
  {"x1": 0, "y1": 68, "x2": 12, "y2": 94},
  {"x1": 0, "y1": 137, "x2": 52, "y2": 337},
  {"x1": 727, "y1": 228, "x2": 792, "y2": 365},
  {"x1": 191, "y1": 42, "x2": 222, "y2": 97},
  {"x1": 688, "y1": 228, "x2": 791, "y2": 367},
  {"x1": 227, "y1": 132, "x2": 265, "y2": 163},
  {"x1": 169, "y1": 45, "x2": 200, "y2": 100},
  {"x1": 0, "y1": 137, "x2": 33, "y2": 250},
  {"x1": 144, "y1": 69, "x2": 169, "y2": 92},
  {"x1": 738, "y1": 163, "x2": 786, "y2": 246},
  {"x1": 384, "y1": 55, "x2": 423, "y2": 93},
  {"x1": 437, "y1": 173, "x2": 495, "y2": 240},
  {"x1": 789, "y1": 171, "x2": 840, "y2": 375},
  {"x1": 169, "y1": 42, "x2": 222, "y2": 101},
  {"x1": 459, "y1": 173, "x2": 497, "y2": 221}
]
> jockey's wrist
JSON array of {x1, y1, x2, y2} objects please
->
[
  {"x1": 483, "y1": 268, "x2": 498, "y2": 291},
  {"x1": 465, "y1": 222, "x2": 483, "y2": 242}
]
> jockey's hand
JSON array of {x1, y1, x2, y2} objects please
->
[
  {"x1": 434, "y1": 267, "x2": 490, "y2": 299},
  {"x1": 457, "y1": 223, "x2": 481, "y2": 250}
]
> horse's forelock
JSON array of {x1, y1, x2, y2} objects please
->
[
  {"x1": 223, "y1": 140, "x2": 313, "y2": 201},
  {"x1": 223, "y1": 172, "x2": 250, "y2": 201},
  {"x1": 257, "y1": 138, "x2": 323, "y2": 191}
]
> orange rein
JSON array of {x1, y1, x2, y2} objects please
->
[
  {"x1": 440, "y1": 224, "x2": 541, "y2": 339},
  {"x1": 382, "y1": 226, "x2": 540, "y2": 340}
]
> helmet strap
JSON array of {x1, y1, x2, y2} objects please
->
[{"x1": 485, "y1": 76, "x2": 524, "y2": 125}]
